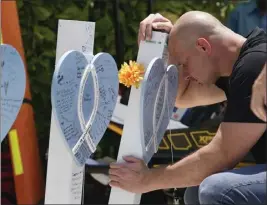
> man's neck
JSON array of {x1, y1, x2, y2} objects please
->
[{"x1": 219, "y1": 33, "x2": 247, "y2": 76}]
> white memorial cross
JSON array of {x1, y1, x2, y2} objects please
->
[
  {"x1": 45, "y1": 20, "x2": 119, "y2": 204},
  {"x1": 0, "y1": 44, "x2": 26, "y2": 142},
  {"x1": 109, "y1": 31, "x2": 178, "y2": 204}
]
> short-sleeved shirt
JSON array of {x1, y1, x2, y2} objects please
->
[{"x1": 216, "y1": 27, "x2": 267, "y2": 164}]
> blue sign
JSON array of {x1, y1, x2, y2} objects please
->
[{"x1": 1, "y1": 44, "x2": 26, "y2": 142}]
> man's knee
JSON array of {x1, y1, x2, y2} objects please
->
[
  {"x1": 199, "y1": 173, "x2": 227, "y2": 204},
  {"x1": 198, "y1": 166, "x2": 266, "y2": 204},
  {"x1": 184, "y1": 186, "x2": 199, "y2": 205},
  {"x1": 183, "y1": 174, "x2": 226, "y2": 205}
]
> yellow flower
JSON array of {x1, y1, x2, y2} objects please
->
[{"x1": 118, "y1": 60, "x2": 145, "y2": 88}]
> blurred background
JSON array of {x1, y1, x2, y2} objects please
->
[{"x1": 3, "y1": 0, "x2": 266, "y2": 204}]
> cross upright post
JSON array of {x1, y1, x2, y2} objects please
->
[
  {"x1": 108, "y1": 31, "x2": 169, "y2": 204},
  {"x1": 45, "y1": 20, "x2": 95, "y2": 204}
]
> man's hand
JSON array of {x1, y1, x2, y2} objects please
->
[
  {"x1": 138, "y1": 13, "x2": 173, "y2": 45},
  {"x1": 109, "y1": 156, "x2": 151, "y2": 193},
  {"x1": 251, "y1": 64, "x2": 266, "y2": 122}
]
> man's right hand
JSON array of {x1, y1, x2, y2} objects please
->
[{"x1": 138, "y1": 13, "x2": 173, "y2": 45}]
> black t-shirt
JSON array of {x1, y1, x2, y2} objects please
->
[{"x1": 216, "y1": 27, "x2": 267, "y2": 164}]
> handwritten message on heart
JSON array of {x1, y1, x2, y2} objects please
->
[
  {"x1": 1, "y1": 44, "x2": 26, "y2": 142},
  {"x1": 140, "y1": 58, "x2": 178, "y2": 163},
  {"x1": 51, "y1": 51, "x2": 118, "y2": 166}
]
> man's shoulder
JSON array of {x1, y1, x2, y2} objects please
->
[
  {"x1": 229, "y1": 50, "x2": 266, "y2": 94},
  {"x1": 231, "y1": 30, "x2": 266, "y2": 85},
  {"x1": 234, "y1": 49, "x2": 266, "y2": 75}
]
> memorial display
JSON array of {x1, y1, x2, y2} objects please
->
[{"x1": 109, "y1": 31, "x2": 178, "y2": 204}]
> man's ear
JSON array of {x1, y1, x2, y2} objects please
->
[{"x1": 196, "y1": 38, "x2": 211, "y2": 55}]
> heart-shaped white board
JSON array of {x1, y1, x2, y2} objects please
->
[
  {"x1": 1, "y1": 44, "x2": 26, "y2": 142},
  {"x1": 155, "y1": 65, "x2": 178, "y2": 146},
  {"x1": 140, "y1": 58, "x2": 178, "y2": 163},
  {"x1": 51, "y1": 51, "x2": 118, "y2": 166}
]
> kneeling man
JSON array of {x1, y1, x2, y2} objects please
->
[{"x1": 109, "y1": 11, "x2": 266, "y2": 205}]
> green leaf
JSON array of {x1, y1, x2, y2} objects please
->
[
  {"x1": 35, "y1": 69, "x2": 51, "y2": 85},
  {"x1": 30, "y1": 65, "x2": 37, "y2": 71},
  {"x1": 119, "y1": 10, "x2": 126, "y2": 25},
  {"x1": 56, "y1": 4, "x2": 82, "y2": 19},
  {"x1": 17, "y1": 0, "x2": 24, "y2": 10},
  {"x1": 34, "y1": 25, "x2": 55, "y2": 41},
  {"x1": 27, "y1": 0, "x2": 43, "y2": 6},
  {"x1": 31, "y1": 82, "x2": 40, "y2": 94},
  {"x1": 124, "y1": 29, "x2": 136, "y2": 46},
  {"x1": 42, "y1": 50, "x2": 56, "y2": 58},
  {"x1": 33, "y1": 6, "x2": 52, "y2": 21},
  {"x1": 96, "y1": 14, "x2": 113, "y2": 34},
  {"x1": 135, "y1": 1, "x2": 147, "y2": 14}
]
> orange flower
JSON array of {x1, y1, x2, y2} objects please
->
[{"x1": 118, "y1": 60, "x2": 145, "y2": 88}]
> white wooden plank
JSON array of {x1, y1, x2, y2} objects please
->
[
  {"x1": 108, "y1": 32, "x2": 168, "y2": 204},
  {"x1": 45, "y1": 20, "x2": 95, "y2": 204}
]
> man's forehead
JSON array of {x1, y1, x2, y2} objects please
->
[{"x1": 168, "y1": 40, "x2": 186, "y2": 64}]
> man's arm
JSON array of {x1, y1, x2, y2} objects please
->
[
  {"x1": 251, "y1": 63, "x2": 266, "y2": 121},
  {"x1": 109, "y1": 122, "x2": 265, "y2": 193},
  {"x1": 145, "y1": 122, "x2": 265, "y2": 190}
]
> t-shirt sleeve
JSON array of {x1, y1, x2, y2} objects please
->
[{"x1": 223, "y1": 51, "x2": 266, "y2": 124}]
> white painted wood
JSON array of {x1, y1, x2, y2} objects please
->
[
  {"x1": 108, "y1": 32, "x2": 168, "y2": 204},
  {"x1": 45, "y1": 20, "x2": 95, "y2": 204}
]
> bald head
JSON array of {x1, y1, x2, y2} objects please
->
[
  {"x1": 170, "y1": 11, "x2": 225, "y2": 48},
  {"x1": 167, "y1": 11, "x2": 245, "y2": 84}
]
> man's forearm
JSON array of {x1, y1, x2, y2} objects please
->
[
  {"x1": 256, "y1": 63, "x2": 266, "y2": 83},
  {"x1": 144, "y1": 143, "x2": 229, "y2": 191}
]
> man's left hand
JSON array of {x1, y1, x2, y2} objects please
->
[{"x1": 109, "y1": 156, "x2": 151, "y2": 193}]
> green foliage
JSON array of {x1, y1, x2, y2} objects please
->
[
  {"x1": 17, "y1": 0, "x2": 235, "y2": 158},
  {"x1": 152, "y1": 0, "x2": 235, "y2": 23}
]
